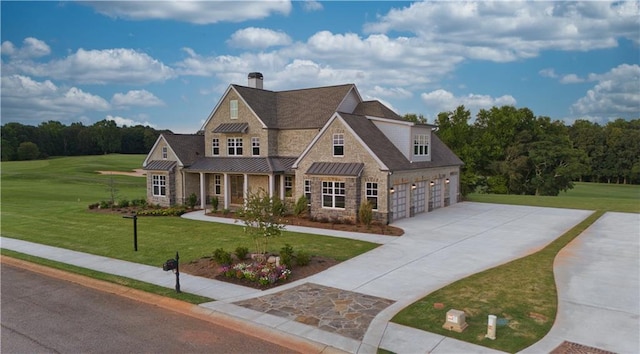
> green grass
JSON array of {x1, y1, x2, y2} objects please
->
[
  {"x1": 2, "y1": 249, "x2": 213, "y2": 304},
  {"x1": 468, "y1": 182, "x2": 640, "y2": 213},
  {"x1": 392, "y1": 210, "x2": 605, "y2": 353},
  {"x1": 1, "y1": 154, "x2": 378, "y2": 273}
]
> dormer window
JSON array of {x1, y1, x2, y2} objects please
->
[
  {"x1": 212, "y1": 138, "x2": 220, "y2": 156},
  {"x1": 230, "y1": 100, "x2": 238, "y2": 119},
  {"x1": 162, "y1": 146, "x2": 168, "y2": 159},
  {"x1": 333, "y1": 134, "x2": 344, "y2": 157},
  {"x1": 413, "y1": 134, "x2": 429, "y2": 156}
]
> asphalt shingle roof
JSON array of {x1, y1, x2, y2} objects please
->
[{"x1": 162, "y1": 134, "x2": 205, "y2": 166}]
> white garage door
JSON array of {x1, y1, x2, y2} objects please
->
[{"x1": 390, "y1": 183, "x2": 407, "y2": 221}]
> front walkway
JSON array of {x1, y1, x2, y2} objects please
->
[{"x1": 1, "y1": 203, "x2": 595, "y2": 353}]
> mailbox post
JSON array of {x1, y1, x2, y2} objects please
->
[
  {"x1": 162, "y1": 252, "x2": 181, "y2": 293},
  {"x1": 122, "y1": 213, "x2": 138, "y2": 251}
]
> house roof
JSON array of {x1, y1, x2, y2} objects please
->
[
  {"x1": 338, "y1": 113, "x2": 463, "y2": 171},
  {"x1": 232, "y1": 84, "x2": 355, "y2": 129},
  {"x1": 213, "y1": 122, "x2": 249, "y2": 133},
  {"x1": 185, "y1": 157, "x2": 297, "y2": 174},
  {"x1": 144, "y1": 160, "x2": 177, "y2": 171},
  {"x1": 352, "y1": 101, "x2": 403, "y2": 121},
  {"x1": 161, "y1": 133, "x2": 205, "y2": 166},
  {"x1": 306, "y1": 162, "x2": 364, "y2": 176}
]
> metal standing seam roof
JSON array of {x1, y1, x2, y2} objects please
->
[
  {"x1": 212, "y1": 122, "x2": 249, "y2": 133},
  {"x1": 185, "y1": 157, "x2": 297, "y2": 174},
  {"x1": 144, "y1": 160, "x2": 177, "y2": 171},
  {"x1": 306, "y1": 162, "x2": 365, "y2": 176}
]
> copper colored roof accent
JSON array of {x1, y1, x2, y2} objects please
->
[
  {"x1": 144, "y1": 160, "x2": 177, "y2": 171},
  {"x1": 213, "y1": 122, "x2": 249, "y2": 133},
  {"x1": 306, "y1": 162, "x2": 365, "y2": 176}
]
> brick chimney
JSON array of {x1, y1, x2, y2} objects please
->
[{"x1": 248, "y1": 72, "x2": 263, "y2": 89}]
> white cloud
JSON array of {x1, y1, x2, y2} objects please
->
[
  {"x1": 1, "y1": 37, "x2": 50, "y2": 59},
  {"x1": 539, "y1": 68, "x2": 558, "y2": 78},
  {"x1": 85, "y1": 1, "x2": 292, "y2": 24},
  {"x1": 106, "y1": 114, "x2": 156, "y2": 128},
  {"x1": 571, "y1": 64, "x2": 640, "y2": 117},
  {"x1": 364, "y1": 1, "x2": 639, "y2": 62},
  {"x1": 7, "y1": 47, "x2": 175, "y2": 85},
  {"x1": 560, "y1": 74, "x2": 585, "y2": 84},
  {"x1": 302, "y1": 0, "x2": 323, "y2": 12},
  {"x1": 421, "y1": 89, "x2": 517, "y2": 116},
  {"x1": 111, "y1": 90, "x2": 164, "y2": 107},
  {"x1": 227, "y1": 27, "x2": 292, "y2": 49},
  {"x1": 1, "y1": 75, "x2": 109, "y2": 123},
  {"x1": 369, "y1": 85, "x2": 413, "y2": 99}
]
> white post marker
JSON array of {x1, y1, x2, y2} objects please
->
[{"x1": 486, "y1": 314, "x2": 497, "y2": 340}]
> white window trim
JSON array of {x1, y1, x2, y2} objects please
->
[
  {"x1": 212, "y1": 138, "x2": 220, "y2": 156},
  {"x1": 230, "y1": 100, "x2": 238, "y2": 119},
  {"x1": 251, "y1": 137, "x2": 260, "y2": 156},
  {"x1": 413, "y1": 134, "x2": 430, "y2": 156},
  {"x1": 322, "y1": 181, "x2": 346, "y2": 209},
  {"x1": 152, "y1": 175, "x2": 166, "y2": 197},
  {"x1": 161, "y1": 146, "x2": 167, "y2": 159},
  {"x1": 227, "y1": 137, "x2": 243, "y2": 156},
  {"x1": 333, "y1": 133, "x2": 344, "y2": 157},
  {"x1": 366, "y1": 182, "x2": 378, "y2": 210},
  {"x1": 214, "y1": 174, "x2": 221, "y2": 195},
  {"x1": 284, "y1": 175, "x2": 293, "y2": 197}
]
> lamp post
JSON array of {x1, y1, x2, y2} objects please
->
[{"x1": 122, "y1": 213, "x2": 138, "y2": 251}]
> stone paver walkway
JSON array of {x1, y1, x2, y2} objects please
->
[{"x1": 234, "y1": 283, "x2": 394, "y2": 340}]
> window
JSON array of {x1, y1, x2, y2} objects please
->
[
  {"x1": 366, "y1": 182, "x2": 378, "y2": 210},
  {"x1": 322, "y1": 181, "x2": 345, "y2": 208},
  {"x1": 161, "y1": 146, "x2": 167, "y2": 159},
  {"x1": 304, "y1": 179, "x2": 311, "y2": 203},
  {"x1": 230, "y1": 100, "x2": 238, "y2": 119},
  {"x1": 212, "y1": 138, "x2": 220, "y2": 156},
  {"x1": 413, "y1": 134, "x2": 429, "y2": 156},
  {"x1": 227, "y1": 138, "x2": 243, "y2": 155},
  {"x1": 251, "y1": 137, "x2": 260, "y2": 156},
  {"x1": 285, "y1": 176, "x2": 293, "y2": 197},
  {"x1": 214, "y1": 174, "x2": 221, "y2": 195},
  {"x1": 333, "y1": 134, "x2": 344, "y2": 156},
  {"x1": 152, "y1": 175, "x2": 166, "y2": 196}
]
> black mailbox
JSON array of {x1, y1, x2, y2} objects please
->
[{"x1": 163, "y1": 259, "x2": 177, "y2": 271}]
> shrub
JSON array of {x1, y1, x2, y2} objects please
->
[
  {"x1": 235, "y1": 246, "x2": 249, "y2": 260},
  {"x1": 136, "y1": 206, "x2": 187, "y2": 217},
  {"x1": 293, "y1": 195, "x2": 308, "y2": 217},
  {"x1": 213, "y1": 248, "x2": 233, "y2": 266},
  {"x1": 119, "y1": 199, "x2": 130, "y2": 208},
  {"x1": 280, "y1": 243, "x2": 295, "y2": 267},
  {"x1": 296, "y1": 250, "x2": 311, "y2": 266},
  {"x1": 99, "y1": 200, "x2": 112, "y2": 209},
  {"x1": 211, "y1": 196, "x2": 219, "y2": 212},
  {"x1": 187, "y1": 193, "x2": 198, "y2": 209},
  {"x1": 222, "y1": 208, "x2": 231, "y2": 216},
  {"x1": 358, "y1": 200, "x2": 373, "y2": 226},
  {"x1": 272, "y1": 197, "x2": 286, "y2": 216}
]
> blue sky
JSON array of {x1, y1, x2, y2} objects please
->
[{"x1": 1, "y1": 1, "x2": 638, "y2": 133}]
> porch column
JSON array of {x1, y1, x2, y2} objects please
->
[
  {"x1": 199, "y1": 172, "x2": 206, "y2": 209},
  {"x1": 268, "y1": 174, "x2": 274, "y2": 198},
  {"x1": 279, "y1": 174, "x2": 285, "y2": 200},
  {"x1": 243, "y1": 173, "x2": 248, "y2": 206},
  {"x1": 223, "y1": 173, "x2": 229, "y2": 209}
]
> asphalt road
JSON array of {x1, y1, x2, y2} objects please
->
[{"x1": 1, "y1": 264, "x2": 297, "y2": 353}]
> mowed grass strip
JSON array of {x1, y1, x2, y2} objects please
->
[
  {"x1": 1, "y1": 155, "x2": 378, "y2": 268},
  {"x1": 392, "y1": 210, "x2": 605, "y2": 353},
  {"x1": 468, "y1": 182, "x2": 640, "y2": 213}
]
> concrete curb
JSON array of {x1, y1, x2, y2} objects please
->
[{"x1": 1, "y1": 256, "x2": 346, "y2": 354}]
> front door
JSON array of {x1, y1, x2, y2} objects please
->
[{"x1": 230, "y1": 175, "x2": 244, "y2": 205}]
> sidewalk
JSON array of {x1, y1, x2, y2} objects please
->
[{"x1": 1, "y1": 203, "x2": 596, "y2": 353}]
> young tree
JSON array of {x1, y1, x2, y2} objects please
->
[
  {"x1": 236, "y1": 189, "x2": 286, "y2": 258},
  {"x1": 17, "y1": 142, "x2": 40, "y2": 160}
]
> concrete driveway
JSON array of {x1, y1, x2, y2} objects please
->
[{"x1": 521, "y1": 212, "x2": 640, "y2": 354}]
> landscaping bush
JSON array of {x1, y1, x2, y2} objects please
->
[
  {"x1": 220, "y1": 262, "x2": 291, "y2": 286},
  {"x1": 99, "y1": 200, "x2": 113, "y2": 209},
  {"x1": 272, "y1": 197, "x2": 286, "y2": 216},
  {"x1": 88, "y1": 202, "x2": 99, "y2": 209},
  {"x1": 296, "y1": 250, "x2": 311, "y2": 266},
  {"x1": 234, "y1": 246, "x2": 249, "y2": 260},
  {"x1": 280, "y1": 243, "x2": 295, "y2": 267},
  {"x1": 222, "y1": 208, "x2": 231, "y2": 216},
  {"x1": 293, "y1": 195, "x2": 308, "y2": 217},
  {"x1": 358, "y1": 200, "x2": 373, "y2": 226},
  {"x1": 136, "y1": 206, "x2": 187, "y2": 216},
  {"x1": 119, "y1": 199, "x2": 130, "y2": 207},
  {"x1": 211, "y1": 196, "x2": 219, "y2": 212},
  {"x1": 187, "y1": 193, "x2": 198, "y2": 209},
  {"x1": 213, "y1": 248, "x2": 233, "y2": 266}
]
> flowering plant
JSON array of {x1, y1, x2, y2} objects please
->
[{"x1": 224, "y1": 261, "x2": 291, "y2": 286}]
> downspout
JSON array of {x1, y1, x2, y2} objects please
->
[{"x1": 387, "y1": 171, "x2": 392, "y2": 225}]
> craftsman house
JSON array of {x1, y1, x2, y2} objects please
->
[{"x1": 143, "y1": 73, "x2": 463, "y2": 223}]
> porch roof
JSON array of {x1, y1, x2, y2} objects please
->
[
  {"x1": 212, "y1": 122, "x2": 249, "y2": 134},
  {"x1": 144, "y1": 160, "x2": 177, "y2": 171},
  {"x1": 306, "y1": 162, "x2": 364, "y2": 176},
  {"x1": 185, "y1": 157, "x2": 297, "y2": 174}
]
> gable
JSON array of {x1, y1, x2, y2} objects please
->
[{"x1": 143, "y1": 133, "x2": 203, "y2": 168}]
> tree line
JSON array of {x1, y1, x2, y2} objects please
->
[
  {"x1": 426, "y1": 105, "x2": 639, "y2": 196},
  {"x1": 1, "y1": 119, "x2": 171, "y2": 161}
]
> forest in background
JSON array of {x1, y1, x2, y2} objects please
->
[{"x1": 2, "y1": 105, "x2": 639, "y2": 196}]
